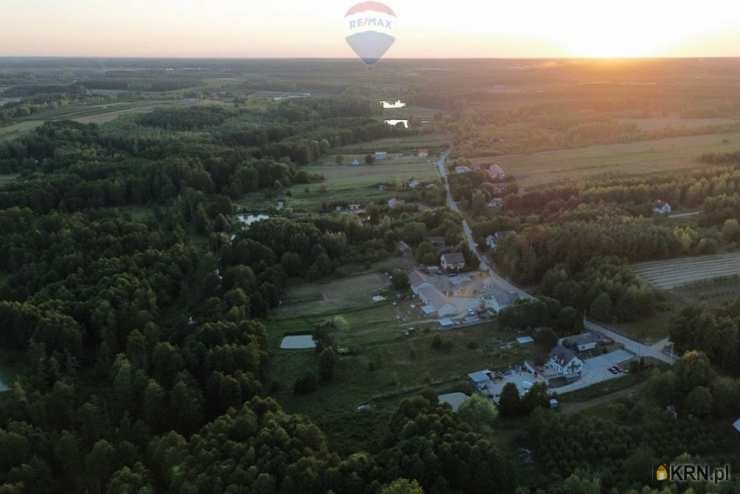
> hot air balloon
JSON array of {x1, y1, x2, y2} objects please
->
[{"x1": 344, "y1": 2, "x2": 396, "y2": 65}]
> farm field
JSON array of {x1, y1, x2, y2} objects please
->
[
  {"x1": 483, "y1": 131, "x2": 740, "y2": 188},
  {"x1": 633, "y1": 252, "x2": 740, "y2": 290},
  {"x1": 0, "y1": 174, "x2": 18, "y2": 186},
  {"x1": 335, "y1": 133, "x2": 447, "y2": 154},
  {"x1": 241, "y1": 153, "x2": 439, "y2": 211},
  {"x1": 274, "y1": 272, "x2": 391, "y2": 318},
  {"x1": 619, "y1": 116, "x2": 740, "y2": 131},
  {"x1": 0, "y1": 120, "x2": 43, "y2": 142},
  {"x1": 672, "y1": 275, "x2": 740, "y2": 305}
]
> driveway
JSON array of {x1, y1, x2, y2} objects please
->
[{"x1": 550, "y1": 349, "x2": 633, "y2": 394}]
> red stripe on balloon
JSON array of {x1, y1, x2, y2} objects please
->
[{"x1": 345, "y1": 2, "x2": 396, "y2": 17}]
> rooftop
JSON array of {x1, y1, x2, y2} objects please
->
[{"x1": 441, "y1": 252, "x2": 465, "y2": 265}]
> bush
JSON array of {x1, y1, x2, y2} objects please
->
[{"x1": 293, "y1": 373, "x2": 318, "y2": 395}]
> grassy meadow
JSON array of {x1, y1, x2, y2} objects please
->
[{"x1": 482, "y1": 131, "x2": 740, "y2": 188}]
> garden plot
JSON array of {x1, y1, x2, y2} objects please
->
[{"x1": 632, "y1": 253, "x2": 740, "y2": 290}]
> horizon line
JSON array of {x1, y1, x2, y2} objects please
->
[{"x1": 2, "y1": 55, "x2": 740, "y2": 62}]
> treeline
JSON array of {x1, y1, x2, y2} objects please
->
[
  {"x1": 541, "y1": 257, "x2": 657, "y2": 323},
  {"x1": 529, "y1": 353, "x2": 740, "y2": 492},
  {"x1": 502, "y1": 168, "x2": 740, "y2": 218},
  {"x1": 670, "y1": 300, "x2": 740, "y2": 376},
  {"x1": 495, "y1": 214, "x2": 682, "y2": 284}
]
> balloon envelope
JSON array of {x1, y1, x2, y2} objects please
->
[
  {"x1": 344, "y1": 2, "x2": 396, "y2": 66},
  {"x1": 345, "y1": 32, "x2": 395, "y2": 65}
]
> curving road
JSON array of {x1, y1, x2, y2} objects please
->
[{"x1": 435, "y1": 151, "x2": 676, "y2": 365}]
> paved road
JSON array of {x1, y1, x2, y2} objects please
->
[{"x1": 434, "y1": 152, "x2": 676, "y2": 366}]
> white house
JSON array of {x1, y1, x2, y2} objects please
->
[
  {"x1": 546, "y1": 345, "x2": 584, "y2": 380},
  {"x1": 417, "y1": 148, "x2": 429, "y2": 158},
  {"x1": 351, "y1": 159, "x2": 361, "y2": 166},
  {"x1": 440, "y1": 252, "x2": 466, "y2": 272},
  {"x1": 654, "y1": 200, "x2": 672, "y2": 215},
  {"x1": 408, "y1": 179, "x2": 420, "y2": 189},
  {"x1": 455, "y1": 166, "x2": 472, "y2": 174},
  {"x1": 375, "y1": 151, "x2": 388, "y2": 161}
]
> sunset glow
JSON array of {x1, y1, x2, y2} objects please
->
[{"x1": 2, "y1": 0, "x2": 740, "y2": 58}]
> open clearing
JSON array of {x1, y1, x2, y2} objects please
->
[
  {"x1": 0, "y1": 120, "x2": 44, "y2": 142},
  {"x1": 483, "y1": 131, "x2": 740, "y2": 188},
  {"x1": 242, "y1": 153, "x2": 439, "y2": 211},
  {"x1": 620, "y1": 116, "x2": 740, "y2": 131},
  {"x1": 275, "y1": 272, "x2": 391, "y2": 318},
  {"x1": 633, "y1": 253, "x2": 740, "y2": 290}
]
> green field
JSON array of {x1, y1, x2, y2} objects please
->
[
  {"x1": 336, "y1": 133, "x2": 447, "y2": 154},
  {"x1": 0, "y1": 120, "x2": 44, "y2": 142},
  {"x1": 275, "y1": 272, "x2": 391, "y2": 318},
  {"x1": 483, "y1": 131, "x2": 740, "y2": 188},
  {"x1": 0, "y1": 174, "x2": 18, "y2": 185},
  {"x1": 240, "y1": 153, "x2": 440, "y2": 211}
]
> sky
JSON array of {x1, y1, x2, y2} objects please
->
[{"x1": 4, "y1": 0, "x2": 740, "y2": 58}]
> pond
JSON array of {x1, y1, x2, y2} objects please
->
[
  {"x1": 380, "y1": 99, "x2": 406, "y2": 109},
  {"x1": 237, "y1": 213, "x2": 270, "y2": 227},
  {"x1": 384, "y1": 119, "x2": 409, "y2": 129},
  {"x1": 280, "y1": 335, "x2": 316, "y2": 350}
]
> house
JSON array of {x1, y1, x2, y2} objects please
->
[
  {"x1": 733, "y1": 418, "x2": 740, "y2": 434},
  {"x1": 374, "y1": 151, "x2": 388, "y2": 161},
  {"x1": 654, "y1": 200, "x2": 672, "y2": 215},
  {"x1": 388, "y1": 198, "x2": 404, "y2": 209},
  {"x1": 546, "y1": 345, "x2": 584, "y2": 380},
  {"x1": 487, "y1": 164, "x2": 506, "y2": 181},
  {"x1": 351, "y1": 159, "x2": 361, "y2": 166},
  {"x1": 517, "y1": 336, "x2": 535, "y2": 345},
  {"x1": 441, "y1": 252, "x2": 466, "y2": 272},
  {"x1": 417, "y1": 148, "x2": 429, "y2": 158},
  {"x1": 486, "y1": 230, "x2": 514, "y2": 251},
  {"x1": 455, "y1": 166, "x2": 472, "y2": 174},
  {"x1": 563, "y1": 332, "x2": 602, "y2": 353},
  {"x1": 349, "y1": 204, "x2": 363, "y2": 212},
  {"x1": 408, "y1": 179, "x2": 420, "y2": 189}
]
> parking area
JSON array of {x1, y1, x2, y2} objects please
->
[{"x1": 552, "y1": 349, "x2": 634, "y2": 394}]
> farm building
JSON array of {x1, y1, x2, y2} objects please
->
[
  {"x1": 468, "y1": 370, "x2": 495, "y2": 390},
  {"x1": 441, "y1": 253, "x2": 466, "y2": 272},
  {"x1": 375, "y1": 151, "x2": 388, "y2": 161},
  {"x1": 563, "y1": 332, "x2": 602, "y2": 353},
  {"x1": 417, "y1": 148, "x2": 429, "y2": 158}
]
